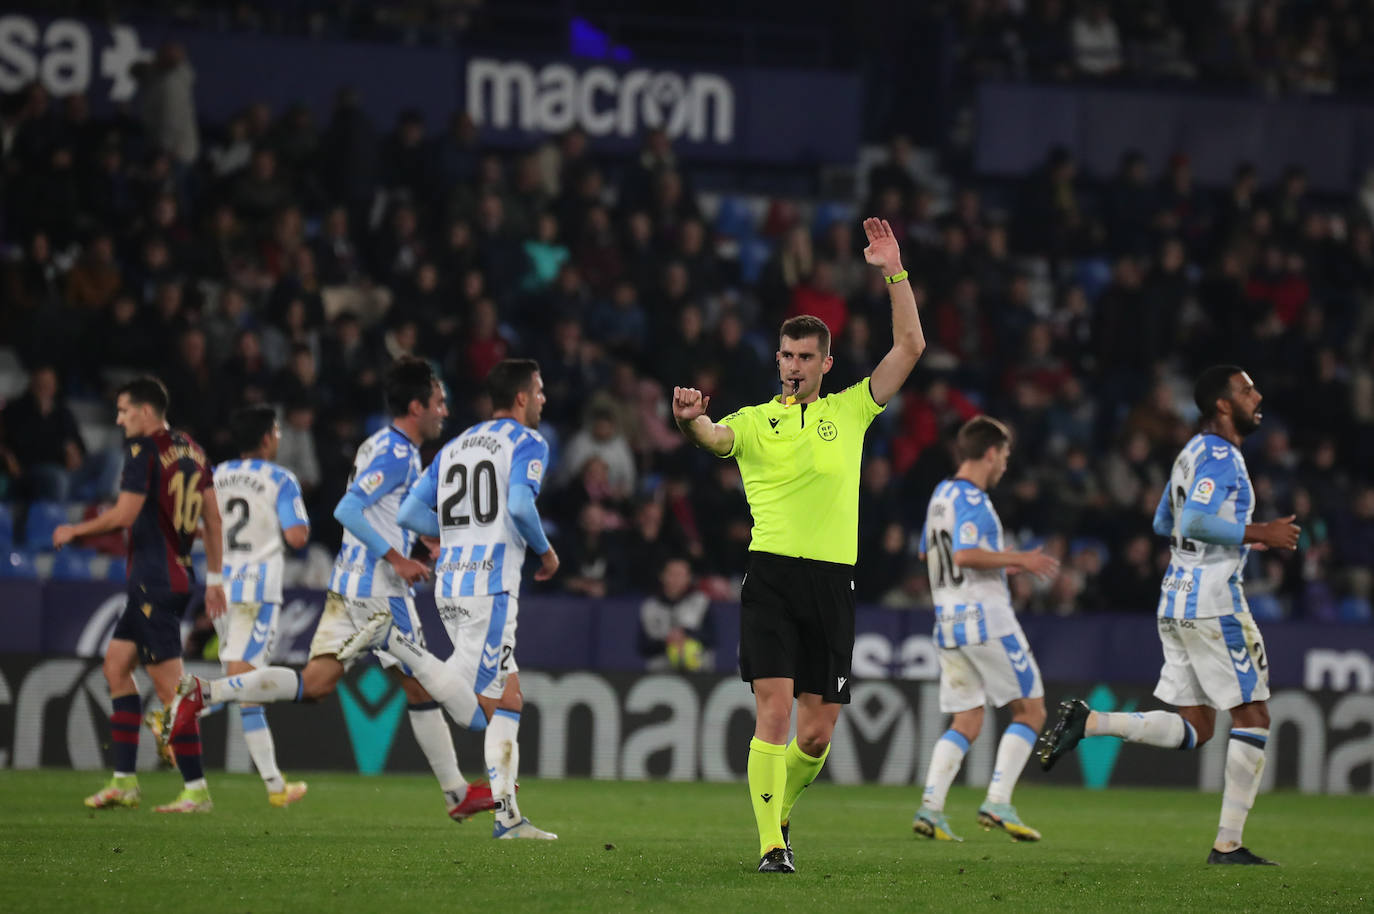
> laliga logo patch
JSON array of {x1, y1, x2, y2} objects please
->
[
  {"x1": 526, "y1": 458, "x2": 543, "y2": 482},
  {"x1": 1192, "y1": 478, "x2": 1216, "y2": 505},
  {"x1": 358, "y1": 470, "x2": 386, "y2": 494},
  {"x1": 959, "y1": 521, "x2": 979, "y2": 545}
]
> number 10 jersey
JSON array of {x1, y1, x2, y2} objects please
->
[
  {"x1": 421, "y1": 417, "x2": 549, "y2": 599},
  {"x1": 213, "y1": 458, "x2": 309, "y2": 604},
  {"x1": 921, "y1": 478, "x2": 1017, "y2": 647}
]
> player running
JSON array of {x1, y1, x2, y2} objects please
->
[
  {"x1": 339, "y1": 358, "x2": 560, "y2": 840},
  {"x1": 208, "y1": 405, "x2": 310, "y2": 806},
  {"x1": 1036, "y1": 365, "x2": 1300, "y2": 865},
  {"x1": 55, "y1": 376, "x2": 226, "y2": 813},
  {"x1": 913, "y1": 416, "x2": 1059, "y2": 842},
  {"x1": 169, "y1": 358, "x2": 493, "y2": 821}
]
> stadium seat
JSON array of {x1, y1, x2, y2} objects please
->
[
  {"x1": 0, "y1": 550, "x2": 38, "y2": 580},
  {"x1": 1073, "y1": 257, "x2": 1113, "y2": 303},
  {"x1": 52, "y1": 547, "x2": 98, "y2": 581},
  {"x1": 812, "y1": 200, "x2": 855, "y2": 236},
  {"x1": 714, "y1": 195, "x2": 757, "y2": 240},
  {"x1": 738, "y1": 237, "x2": 774, "y2": 284},
  {"x1": 1337, "y1": 597, "x2": 1372, "y2": 624},
  {"x1": 23, "y1": 501, "x2": 68, "y2": 550},
  {"x1": 0, "y1": 502, "x2": 12, "y2": 551},
  {"x1": 1247, "y1": 593, "x2": 1284, "y2": 622}
]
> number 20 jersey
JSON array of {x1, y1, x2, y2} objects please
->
[
  {"x1": 423, "y1": 417, "x2": 549, "y2": 599},
  {"x1": 921, "y1": 478, "x2": 1017, "y2": 647},
  {"x1": 1157, "y1": 433, "x2": 1254, "y2": 619},
  {"x1": 213, "y1": 458, "x2": 309, "y2": 604}
]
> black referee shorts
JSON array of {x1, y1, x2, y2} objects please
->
[{"x1": 739, "y1": 551, "x2": 855, "y2": 704}]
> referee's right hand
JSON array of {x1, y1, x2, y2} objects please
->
[{"x1": 672, "y1": 386, "x2": 710, "y2": 424}]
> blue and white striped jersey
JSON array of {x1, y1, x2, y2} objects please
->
[
  {"x1": 921, "y1": 478, "x2": 1018, "y2": 647},
  {"x1": 329, "y1": 426, "x2": 421, "y2": 598},
  {"x1": 214, "y1": 459, "x2": 309, "y2": 604},
  {"x1": 1157, "y1": 433, "x2": 1254, "y2": 619},
  {"x1": 415, "y1": 417, "x2": 549, "y2": 598}
]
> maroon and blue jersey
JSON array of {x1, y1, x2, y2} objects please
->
[{"x1": 120, "y1": 428, "x2": 213, "y2": 593}]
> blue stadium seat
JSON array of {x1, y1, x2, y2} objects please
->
[
  {"x1": 1069, "y1": 536, "x2": 1109, "y2": 566},
  {"x1": 812, "y1": 201, "x2": 855, "y2": 236},
  {"x1": 0, "y1": 550, "x2": 38, "y2": 580},
  {"x1": 363, "y1": 412, "x2": 388, "y2": 436},
  {"x1": 0, "y1": 502, "x2": 12, "y2": 551},
  {"x1": 1247, "y1": 594, "x2": 1284, "y2": 622},
  {"x1": 1073, "y1": 257, "x2": 1113, "y2": 303},
  {"x1": 52, "y1": 547, "x2": 97, "y2": 581},
  {"x1": 23, "y1": 500, "x2": 67, "y2": 550},
  {"x1": 714, "y1": 196, "x2": 756, "y2": 240},
  {"x1": 738, "y1": 237, "x2": 774, "y2": 284},
  {"x1": 1337, "y1": 596, "x2": 1372, "y2": 624}
]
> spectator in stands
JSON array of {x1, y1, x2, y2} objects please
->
[
  {"x1": 558, "y1": 404, "x2": 637, "y2": 497},
  {"x1": 1072, "y1": 1, "x2": 1125, "y2": 77},
  {"x1": 638, "y1": 557, "x2": 714, "y2": 672},
  {"x1": 558, "y1": 501, "x2": 622, "y2": 599},
  {"x1": 0, "y1": 365, "x2": 104, "y2": 502},
  {"x1": 133, "y1": 42, "x2": 199, "y2": 168}
]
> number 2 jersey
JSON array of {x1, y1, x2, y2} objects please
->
[
  {"x1": 329, "y1": 425, "x2": 421, "y2": 598},
  {"x1": 213, "y1": 458, "x2": 309, "y2": 604},
  {"x1": 921, "y1": 478, "x2": 1017, "y2": 647},
  {"x1": 119, "y1": 428, "x2": 213, "y2": 593},
  {"x1": 1156, "y1": 432, "x2": 1254, "y2": 619},
  {"x1": 413, "y1": 417, "x2": 549, "y2": 599}
]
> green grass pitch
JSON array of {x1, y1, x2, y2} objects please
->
[{"x1": 2, "y1": 770, "x2": 1370, "y2": 913}]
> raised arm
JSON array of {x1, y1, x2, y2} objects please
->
[
  {"x1": 672, "y1": 386, "x2": 734, "y2": 457},
  {"x1": 863, "y1": 217, "x2": 927, "y2": 406}
]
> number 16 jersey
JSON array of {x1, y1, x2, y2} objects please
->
[
  {"x1": 1157, "y1": 433, "x2": 1254, "y2": 619},
  {"x1": 416, "y1": 417, "x2": 549, "y2": 599},
  {"x1": 213, "y1": 458, "x2": 309, "y2": 604},
  {"x1": 921, "y1": 478, "x2": 1017, "y2": 647}
]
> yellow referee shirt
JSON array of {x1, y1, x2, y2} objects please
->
[{"x1": 719, "y1": 377, "x2": 885, "y2": 566}]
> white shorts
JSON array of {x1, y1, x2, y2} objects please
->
[
  {"x1": 310, "y1": 591, "x2": 424, "y2": 671},
  {"x1": 213, "y1": 601, "x2": 279, "y2": 667},
  {"x1": 938, "y1": 628, "x2": 1044, "y2": 713},
  {"x1": 436, "y1": 592, "x2": 518, "y2": 701},
  {"x1": 1153, "y1": 613, "x2": 1270, "y2": 710}
]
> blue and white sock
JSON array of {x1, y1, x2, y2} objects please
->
[
  {"x1": 921, "y1": 729, "x2": 970, "y2": 813},
  {"x1": 1088, "y1": 711, "x2": 1197, "y2": 749},
  {"x1": 486, "y1": 709, "x2": 522, "y2": 826},
  {"x1": 240, "y1": 704, "x2": 285, "y2": 794},
  {"x1": 985, "y1": 723, "x2": 1037, "y2": 805},
  {"x1": 1217, "y1": 727, "x2": 1268, "y2": 851}
]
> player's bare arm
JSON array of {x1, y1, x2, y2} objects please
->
[
  {"x1": 1244, "y1": 515, "x2": 1300, "y2": 550},
  {"x1": 200, "y1": 486, "x2": 228, "y2": 619},
  {"x1": 386, "y1": 547, "x2": 432, "y2": 584},
  {"x1": 52, "y1": 491, "x2": 146, "y2": 548},
  {"x1": 954, "y1": 546, "x2": 1060, "y2": 581},
  {"x1": 535, "y1": 545, "x2": 560, "y2": 581},
  {"x1": 863, "y1": 217, "x2": 927, "y2": 406},
  {"x1": 673, "y1": 386, "x2": 734, "y2": 457}
]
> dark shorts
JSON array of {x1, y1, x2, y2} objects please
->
[
  {"x1": 739, "y1": 551, "x2": 855, "y2": 703},
  {"x1": 110, "y1": 587, "x2": 191, "y2": 666}
]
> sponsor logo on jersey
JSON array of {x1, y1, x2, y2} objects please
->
[
  {"x1": 526, "y1": 458, "x2": 543, "y2": 483},
  {"x1": 1192, "y1": 477, "x2": 1216, "y2": 504},
  {"x1": 959, "y1": 521, "x2": 979, "y2": 545},
  {"x1": 1212, "y1": 446, "x2": 1230, "y2": 459},
  {"x1": 964, "y1": 491, "x2": 983, "y2": 505},
  {"x1": 392, "y1": 443, "x2": 409, "y2": 459},
  {"x1": 358, "y1": 470, "x2": 386, "y2": 494}
]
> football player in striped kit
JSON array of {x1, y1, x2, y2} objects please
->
[
  {"x1": 170, "y1": 359, "x2": 494, "y2": 821},
  {"x1": 916, "y1": 416, "x2": 1060, "y2": 843},
  {"x1": 1038, "y1": 366, "x2": 1300, "y2": 865}
]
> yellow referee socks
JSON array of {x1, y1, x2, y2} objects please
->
[
  {"x1": 780, "y1": 738, "x2": 829, "y2": 826},
  {"x1": 748, "y1": 737, "x2": 787, "y2": 857}
]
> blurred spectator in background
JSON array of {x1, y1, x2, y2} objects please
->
[{"x1": 638, "y1": 557, "x2": 714, "y2": 672}]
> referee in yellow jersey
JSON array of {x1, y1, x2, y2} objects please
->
[{"x1": 673, "y1": 217, "x2": 926, "y2": 872}]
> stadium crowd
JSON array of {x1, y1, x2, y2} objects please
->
[{"x1": 2, "y1": 26, "x2": 1373, "y2": 625}]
